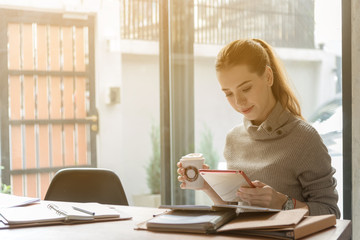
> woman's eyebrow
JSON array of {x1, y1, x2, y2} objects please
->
[
  {"x1": 222, "y1": 80, "x2": 252, "y2": 91},
  {"x1": 221, "y1": 80, "x2": 251, "y2": 91},
  {"x1": 236, "y1": 80, "x2": 252, "y2": 89}
]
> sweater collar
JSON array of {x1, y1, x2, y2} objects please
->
[{"x1": 243, "y1": 102, "x2": 295, "y2": 140}]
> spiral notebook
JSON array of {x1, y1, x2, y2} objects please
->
[{"x1": 0, "y1": 202, "x2": 130, "y2": 228}]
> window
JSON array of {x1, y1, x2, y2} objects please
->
[
  {"x1": 0, "y1": 0, "x2": 346, "y2": 218},
  {"x1": 0, "y1": 9, "x2": 96, "y2": 198},
  {"x1": 163, "y1": 0, "x2": 343, "y2": 215}
]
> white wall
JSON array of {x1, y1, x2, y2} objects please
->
[
  {"x1": 276, "y1": 48, "x2": 339, "y2": 118},
  {"x1": 283, "y1": 60, "x2": 320, "y2": 118},
  {"x1": 118, "y1": 54, "x2": 160, "y2": 203},
  {"x1": 94, "y1": 0, "x2": 126, "y2": 195}
]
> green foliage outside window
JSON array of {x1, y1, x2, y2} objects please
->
[
  {"x1": 197, "y1": 125, "x2": 219, "y2": 169},
  {"x1": 146, "y1": 123, "x2": 161, "y2": 194},
  {"x1": 1, "y1": 184, "x2": 11, "y2": 194},
  {"x1": 146, "y1": 123, "x2": 219, "y2": 194},
  {"x1": 1, "y1": 166, "x2": 11, "y2": 194}
]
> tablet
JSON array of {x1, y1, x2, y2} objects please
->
[{"x1": 199, "y1": 170, "x2": 254, "y2": 203}]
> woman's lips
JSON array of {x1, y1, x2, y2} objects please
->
[{"x1": 241, "y1": 106, "x2": 254, "y2": 114}]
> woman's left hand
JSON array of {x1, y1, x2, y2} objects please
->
[{"x1": 236, "y1": 180, "x2": 287, "y2": 209}]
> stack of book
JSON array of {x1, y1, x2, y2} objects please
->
[{"x1": 141, "y1": 205, "x2": 336, "y2": 239}]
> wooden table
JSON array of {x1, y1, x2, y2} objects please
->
[{"x1": 0, "y1": 205, "x2": 352, "y2": 240}]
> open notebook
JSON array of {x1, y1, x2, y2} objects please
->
[{"x1": 0, "y1": 202, "x2": 131, "y2": 228}]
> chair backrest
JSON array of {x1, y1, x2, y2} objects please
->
[{"x1": 44, "y1": 168, "x2": 129, "y2": 206}]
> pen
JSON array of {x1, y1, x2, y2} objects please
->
[
  {"x1": 152, "y1": 211, "x2": 169, "y2": 217},
  {"x1": 72, "y1": 206, "x2": 95, "y2": 216}
]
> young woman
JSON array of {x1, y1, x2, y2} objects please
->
[{"x1": 177, "y1": 39, "x2": 340, "y2": 218}]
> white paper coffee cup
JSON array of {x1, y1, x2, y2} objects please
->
[{"x1": 180, "y1": 153, "x2": 205, "y2": 189}]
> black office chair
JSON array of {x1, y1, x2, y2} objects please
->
[{"x1": 44, "y1": 168, "x2": 129, "y2": 206}]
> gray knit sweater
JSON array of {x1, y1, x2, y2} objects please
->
[{"x1": 224, "y1": 102, "x2": 340, "y2": 218}]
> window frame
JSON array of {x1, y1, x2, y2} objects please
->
[{"x1": 341, "y1": 0, "x2": 352, "y2": 220}]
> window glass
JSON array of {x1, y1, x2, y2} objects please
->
[
  {"x1": 0, "y1": 0, "x2": 343, "y2": 217},
  {"x1": 0, "y1": 1, "x2": 161, "y2": 208},
  {"x1": 168, "y1": 0, "x2": 343, "y2": 215}
]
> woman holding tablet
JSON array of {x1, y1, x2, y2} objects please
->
[{"x1": 177, "y1": 39, "x2": 340, "y2": 218}]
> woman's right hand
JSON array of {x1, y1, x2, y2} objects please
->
[
  {"x1": 177, "y1": 161, "x2": 210, "y2": 190},
  {"x1": 177, "y1": 162, "x2": 226, "y2": 205}
]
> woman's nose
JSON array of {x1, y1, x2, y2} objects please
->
[{"x1": 235, "y1": 93, "x2": 246, "y2": 106}]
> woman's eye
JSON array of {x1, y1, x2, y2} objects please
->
[
  {"x1": 225, "y1": 92, "x2": 233, "y2": 97},
  {"x1": 242, "y1": 86, "x2": 252, "y2": 92}
]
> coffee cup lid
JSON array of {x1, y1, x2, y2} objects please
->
[{"x1": 181, "y1": 153, "x2": 203, "y2": 160}]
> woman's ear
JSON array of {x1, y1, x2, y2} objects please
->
[{"x1": 266, "y1": 66, "x2": 274, "y2": 86}]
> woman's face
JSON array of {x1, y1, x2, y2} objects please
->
[{"x1": 217, "y1": 64, "x2": 276, "y2": 125}]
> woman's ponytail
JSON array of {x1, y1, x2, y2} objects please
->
[{"x1": 252, "y1": 39, "x2": 303, "y2": 119}]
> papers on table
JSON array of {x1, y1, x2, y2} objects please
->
[
  {"x1": 160, "y1": 204, "x2": 280, "y2": 213},
  {"x1": 213, "y1": 204, "x2": 281, "y2": 213},
  {"x1": 0, "y1": 193, "x2": 40, "y2": 208}
]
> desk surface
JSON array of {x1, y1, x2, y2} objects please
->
[{"x1": 0, "y1": 205, "x2": 352, "y2": 240}]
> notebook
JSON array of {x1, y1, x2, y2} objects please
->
[
  {"x1": 0, "y1": 202, "x2": 130, "y2": 227},
  {"x1": 217, "y1": 208, "x2": 308, "y2": 232},
  {"x1": 1, "y1": 203, "x2": 94, "y2": 224},
  {"x1": 146, "y1": 209, "x2": 236, "y2": 233},
  {"x1": 217, "y1": 213, "x2": 336, "y2": 239}
]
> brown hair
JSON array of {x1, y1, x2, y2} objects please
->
[{"x1": 215, "y1": 38, "x2": 304, "y2": 119}]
